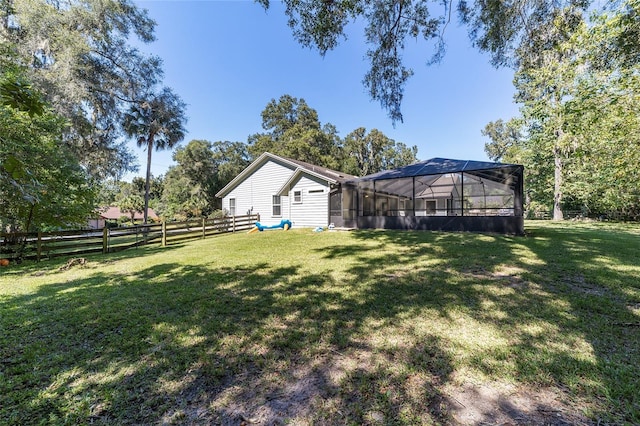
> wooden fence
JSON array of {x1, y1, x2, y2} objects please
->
[{"x1": 0, "y1": 214, "x2": 258, "y2": 262}]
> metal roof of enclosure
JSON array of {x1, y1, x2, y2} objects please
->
[
  {"x1": 356, "y1": 157, "x2": 522, "y2": 183},
  {"x1": 339, "y1": 158, "x2": 524, "y2": 234}
]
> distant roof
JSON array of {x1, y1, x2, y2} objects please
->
[
  {"x1": 356, "y1": 158, "x2": 522, "y2": 182},
  {"x1": 99, "y1": 206, "x2": 158, "y2": 220}
]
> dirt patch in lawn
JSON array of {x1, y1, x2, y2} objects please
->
[
  {"x1": 160, "y1": 353, "x2": 594, "y2": 425},
  {"x1": 444, "y1": 381, "x2": 593, "y2": 425}
]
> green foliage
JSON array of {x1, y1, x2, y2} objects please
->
[
  {"x1": 117, "y1": 194, "x2": 144, "y2": 224},
  {"x1": 342, "y1": 127, "x2": 418, "y2": 176},
  {"x1": 258, "y1": 0, "x2": 593, "y2": 122},
  {"x1": 248, "y1": 94, "x2": 417, "y2": 175},
  {"x1": 484, "y1": 3, "x2": 640, "y2": 220},
  {"x1": 161, "y1": 140, "x2": 250, "y2": 219},
  {"x1": 210, "y1": 140, "x2": 251, "y2": 192},
  {"x1": 1, "y1": 0, "x2": 161, "y2": 178},
  {"x1": 123, "y1": 87, "x2": 187, "y2": 223},
  {"x1": 248, "y1": 94, "x2": 342, "y2": 169},
  {"x1": 0, "y1": 74, "x2": 96, "y2": 232}
]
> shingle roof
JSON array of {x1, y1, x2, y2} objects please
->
[{"x1": 282, "y1": 156, "x2": 358, "y2": 183}]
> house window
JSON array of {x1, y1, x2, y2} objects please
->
[
  {"x1": 272, "y1": 195, "x2": 281, "y2": 216},
  {"x1": 229, "y1": 198, "x2": 236, "y2": 216},
  {"x1": 293, "y1": 190, "x2": 302, "y2": 203},
  {"x1": 426, "y1": 200, "x2": 436, "y2": 215}
]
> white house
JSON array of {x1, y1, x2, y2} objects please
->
[{"x1": 215, "y1": 152, "x2": 357, "y2": 228}]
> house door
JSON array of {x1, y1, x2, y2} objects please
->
[{"x1": 329, "y1": 191, "x2": 343, "y2": 227}]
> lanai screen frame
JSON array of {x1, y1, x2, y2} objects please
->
[{"x1": 343, "y1": 159, "x2": 524, "y2": 234}]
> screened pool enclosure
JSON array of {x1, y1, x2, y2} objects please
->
[{"x1": 332, "y1": 158, "x2": 524, "y2": 234}]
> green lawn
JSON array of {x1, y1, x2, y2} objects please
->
[{"x1": 1, "y1": 221, "x2": 639, "y2": 425}]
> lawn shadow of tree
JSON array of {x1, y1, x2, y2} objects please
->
[
  {"x1": 2, "y1": 256, "x2": 455, "y2": 424},
  {"x1": 1, "y1": 223, "x2": 638, "y2": 424},
  {"x1": 334, "y1": 224, "x2": 639, "y2": 424}
]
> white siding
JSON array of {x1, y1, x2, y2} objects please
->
[
  {"x1": 288, "y1": 175, "x2": 329, "y2": 228},
  {"x1": 222, "y1": 159, "x2": 293, "y2": 225}
]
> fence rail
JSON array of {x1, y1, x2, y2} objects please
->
[{"x1": 0, "y1": 214, "x2": 258, "y2": 262}]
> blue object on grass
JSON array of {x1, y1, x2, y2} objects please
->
[{"x1": 254, "y1": 219, "x2": 292, "y2": 231}]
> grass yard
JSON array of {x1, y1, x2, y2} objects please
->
[{"x1": 1, "y1": 221, "x2": 639, "y2": 425}]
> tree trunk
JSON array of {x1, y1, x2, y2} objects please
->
[
  {"x1": 144, "y1": 136, "x2": 154, "y2": 224},
  {"x1": 553, "y1": 143, "x2": 564, "y2": 221}
]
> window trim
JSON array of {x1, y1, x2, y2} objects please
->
[
  {"x1": 229, "y1": 198, "x2": 236, "y2": 216},
  {"x1": 293, "y1": 190, "x2": 303, "y2": 204},
  {"x1": 272, "y1": 195, "x2": 282, "y2": 217}
]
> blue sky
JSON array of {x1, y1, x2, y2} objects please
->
[{"x1": 128, "y1": 0, "x2": 520, "y2": 179}]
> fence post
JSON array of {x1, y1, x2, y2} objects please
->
[
  {"x1": 162, "y1": 221, "x2": 167, "y2": 247},
  {"x1": 232, "y1": 215, "x2": 236, "y2": 233},
  {"x1": 102, "y1": 227, "x2": 109, "y2": 254},
  {"x1": 37, "y1": 231, "x2": 42, "y2": 262},
  {"x1": 202, "y1": 217, "x2": 206, "y2": 239}
]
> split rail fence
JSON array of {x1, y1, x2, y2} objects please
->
[{"x1": 0, "y1": 214, "x2": 259, "y2": 262}]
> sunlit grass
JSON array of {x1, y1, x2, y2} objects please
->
[{"x1": 1, "y1": 221, "x2": 639, "y2": 424}]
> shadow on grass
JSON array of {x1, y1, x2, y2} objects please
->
[
  {"x1": 0, "y1": 243, "x2": 183, "y2": 278},
  {"x1": 337, "y1": 224, "x2": 640, "y2": 424},
  {"x1": 1, "y1": 223, "x2": 638, "y2": 424},
  {"x1": 1, "y1": 255, "x2": 456, "y2": 424}
]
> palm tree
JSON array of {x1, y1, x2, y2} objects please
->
[{"x1": 124, "y1": 87, "x2": 187, "y2": 223}]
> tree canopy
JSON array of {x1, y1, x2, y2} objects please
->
[
  {"x1": 248, "y1": 94, "x2": 418, "y2": 175},
  {"x1": 123, "y1": 87, "x2": 187, "y2": 223},
  {"x1": 1, "y1": 0, "x2": 162, "y2": 178},
  {"x1": 256, "y1": 0, "x2": 594, "y2": 123},
  {"x1": 1, "y1": 59, "x2": 96, "y2": 232},
  {"x1": 484, "y1": 2, "x2": 640, "y2": 220}
]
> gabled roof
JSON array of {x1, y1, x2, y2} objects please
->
[
  {"x1": 357, "y1": 157, "x2": 522, "y2": 183},
  {"x1": 215, "y1": 152, "x2": 357, "y2": 198}
]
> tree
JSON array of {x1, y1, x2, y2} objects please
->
[
  {"x1": 256, "y1": 0, "x2": 593, "y2": 123},
  {"x1": 161, "y1": 140, "x2": 250, "y2": 218},
  {"x1": 342, "y1": 127, "x2": 418, "y2": 176},
  {"x1": 481, "y1": 119, "x2": 523, "y2": 162},
  {"x1": 171, "y1": 140, "x2": 219, "y2": 213},
  {"x1": 210, "y1": 140, "x2": 251, "y2": 205},
  {"x1": 248, "y1": 95, "x2": 342, "y2": 169},
  {"x1": 1, "y1": 60, "x2": 96, "y2": 234},
  {"x1": 123, "y1": 87, "x2": 187, "y2": 223},
  {"x1": 118, "y1": 194, "x2": 144, "y2": 225},
  {"x1": 131, "y1": 175, "x2": 164, "y2": 208},
  {"x1": 484, "y1": 3, "x2": 640, "y2": 220},
  {"x1": 1, "y1": 0, "x2": 162, "y2": 178}
]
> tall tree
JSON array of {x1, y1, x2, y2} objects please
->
[
  {"x1": 1, "y1": 59, "x2": 96, "y2": 233},
  {"x1": 484, "y1": 3, "x2": 640, "y2": 220},
  {"x1": 123, "y1": 87, "x2": 187, "y2": 223},
  {"x1": 256, "y1": 0, "x2": 592, "y2": 123},
  {"x1": 161, "y1": 140, "x2": 250, "y2": 218},
  {"x1": 342, "y1": 127, "x2": 418, "y2": 176},
  {"x1": 1, "y1": 0, "x2": 161, "y2": 178},
  {"x1": 248, "y1": 94, "x2": 342, "y2": 169},
  {"x1": 210, "y1": 140, "x2": 251, "y2": 202},
  {"x1": 496, "y1": 7, "x2": 583, "y2": 220}
]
